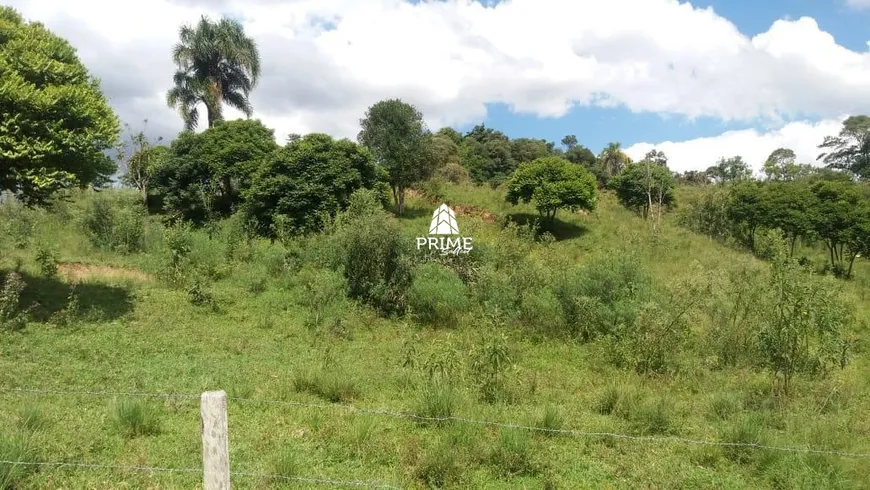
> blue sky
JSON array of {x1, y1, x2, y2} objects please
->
[
  {"x1": 8, "y1": 0, "x2": 870, "y2": 172},
  {"x1": 464, "y1": 0, "x2": 870, "y2": 154}
]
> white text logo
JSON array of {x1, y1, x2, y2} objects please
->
[{"x1": 416, "y1": 204, "x2": 473, "y2": 255}]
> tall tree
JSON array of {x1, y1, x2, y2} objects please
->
[
  {"x1": 561, "y1": 134, "x2": 578, "y2": 149},
  {"x1": 167, "y1": 16, "x2": 261, "y2": 130},
  {"x1": 597, "y1": 142, "x2": 631, "y2": 183},
  {"x1": 763, "y1": 148, "x2": 814, "y2": 181},
  {"x1": 707, "y1": 156, "x2": 753, "y2": 184},
  {"x1": 0, "y1": 7, "x2": 119, "y2": 205},
  {"x1": 817, "y1": 115, "x2": 870, "y2": 179},
  {"x1": 120, "y1": 120, "x2": 169, "y2": 205},
  {"x1": 358, "y1": 99, "x2": 431, "y2": 214},
  {"x1": 609, "y1": 150, "x2": 675, "y2": 222}
]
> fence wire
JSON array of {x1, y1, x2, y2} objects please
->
[
  {"x1": 0, "y1": 460, "x2": 399, "y2": 488},
  {"x1": 3, "y1": 386, "x2": 870, "y2": 459}
]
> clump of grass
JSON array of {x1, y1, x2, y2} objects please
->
[
  {"x1": 114, "y1": 399, "x2": 161, "y2": 438},
  {"x1": 415, "y1": 442, "x2": 462, "y2": 487},
  {"x1": 595, "y1": 385, "x2": 622, "y2": 415},
  {"x1": 0, "y1": 435, "x2": 36, "y2": 489},
  {"x1": 721, "y1": 416, "x2": 766, "y2": 465},
  {"x1": 488, "y1": 429, "x2": 537, "y2": 477},
  {"x1": 710, "y1": 393, "x2": 741, "y2": 420},
  {"x1": 535, "y1": 405, "x2": 564, "y2": 435},
  {"x1": 270, "y1": 447, "x2": 298, "y2": 480},
  {"x1": 19, "y1": 405, "x2": 47, "y2": 431},
  {"x1": 293, "y1": 371, "x2": 360, "y2": 403},
  {"x1": 630, "y1": 397, "x2": 673, "y2": 435},
  {"x1": 413, "y1": 383, "x2": 457, "y2": 424}
]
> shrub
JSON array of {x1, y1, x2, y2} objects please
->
[
  {"x1": 519, "y1": 288, "x2": 564, "y2": 334},
  {"x1": 49, "y1": 286, "x2": 81, "y2": 327},
  {"x1": 617, "y1": 302, "x2": 689, "y2": 375},
  {"x1": 331, "y1": 202, "x2": 413, "y2": 314},
  {"x1": 469, "y1": 334, "x2": 514, "y2": 403},
  {"x1": 629, "y1": 397, "x2": 673, "y2": 435},
  {"x1": 721, "y1": 416, "x2": 766, "y2": 464},
  {"x1": 707, "y1": 266, "x2": 765, "y2": 367},
  {"x1": 0, "y1": 272, "x2": 30, "y2": 332},
  {"x1": 34, "y1": 244, "x2": 58, "y2": 278},
  {"x1": 437, "y1": 162, "x2": 470, "y2": 184},
  {"x1": 187, "y1": 279, "x2": 215, "y2": 308},
  {"x1": 81, "y1": 193, "x2": 146, "y2": 254},
  {"x1": 0, "y1": 202, "x2": 35, "y2": 249},
  {"x1": 710, "y1": 393, "x2": 742, "y2": 420},
  {"x1": 758, "y1": 254, "x2": 853, "y2": 395},
  {"x1": 407, "y1": 263, "x2": 469, "y2": 327},
  {"x1": 114, "y1": 399, "x2": 161, "y2": 438}
]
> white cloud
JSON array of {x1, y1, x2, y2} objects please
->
[
  {"x1": 624, "y1": 117, "x2": 846, "y2": 173},
  {"x1": 846, "y1": 0, "x2": 870, "y2": 10},
  {"x1": 5, "y1": 0, "x2": 868, "y2": 170}
]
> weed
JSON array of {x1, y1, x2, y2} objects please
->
[
  {"x1": 414, "y1": 383, "x2": 457, "y2": 423},
  {"x1": 415, "y1": 441, "x2": 461, "y2": 487},
  {"x1": 0, "y1": 435, "x2": 36, "y2": 490},
  {"x1": 488, "y1": 429, "x2": 537, "y2": 477},
  {"x1": 293, "y1": 371, "x2": 360, "y2": 403},
  {"x1": 34, "y1": 245, "x2": 58, "y2": 278},
  {"x1": 469, "y1": 334, "x2": 514, "y2": 403},
  {"x1": 114, "y1": 399, "x2": 161, "y2": 438},
  {"x1": 535, "y1": 405, "x2": 564, "y2": 435},
  {"x1": 19, "y1": 405, "x2": 47, "y2": 431},
  {"x1": 710, "y1": 393, "x2": 741, "y2": 420},
  {"x1": 720, "y1": 416, "x2": 766, "y2": 465}
]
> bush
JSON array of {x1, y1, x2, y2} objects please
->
[
  {"x1": 437, "y1": 162, "x2": 470, "y2": 184},
  {"x1": 34, "y1": 244, "x2": 58, "y2": 278},
  {"x1": 469, "y1": 334, "x2": 514, "y2": 403},
  {"x1": 407, "y1": 263, "x2": 469, "y2": 327},
  {"x1": 331, "y1": 200, "x2": 413, "y2": 314},
  {"x1": 81, "y1": 193, "x2": 146, "y2": 254},
  {"x1": 0, "y1": 201, "x2": 35, "y2": 249},
  {"x1": 0, "y1": 272, "x2": 30, "y2": 332}
]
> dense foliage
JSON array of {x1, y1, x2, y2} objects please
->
[
  {"x1": 0, "y1": 7, "x2": 119, "y2": 205},
  {"x1": 505, "y1": 156, "x2": 598, "y2": 221}
]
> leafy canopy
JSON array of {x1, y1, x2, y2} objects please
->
[
  {"x1": 818, "y1": 115, "x2": 870, "y2": 179},
  {"x1": 609, "y1": 152, "x2": 676, "y2": 218},
  {"x1": 167, "y1": 15, "x2": 261, "y2": 130},
  {"x1": 357, "y1": 99, "x2": 432, "y2": 214},
  {"x1": 243, "y1": 133, "x2": 380, "y2": 237},
  {"x1": 0, "y1": 6, "x2": 119, "y2": 205},
  {"x1": 505, "y1": 156, "x2": 597, "y2": 221}
]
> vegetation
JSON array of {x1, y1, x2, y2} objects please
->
[
  {"x1": 1, "y1": 5, "x2": 870, "y2": 488},
  {"x1": 0, "y1": 6, "x2": 119, "y2": 205}
]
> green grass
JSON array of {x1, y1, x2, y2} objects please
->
[{"x1": 0, "y1": 185, "x2": 868, "y2": 488}]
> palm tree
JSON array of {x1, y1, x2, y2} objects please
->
[
  {"x1": 598, "y1": 142, "x2": 631, "y2": 180},
  {"x1": 167, "y1": 16, "x2": 261, "y2": 130}
]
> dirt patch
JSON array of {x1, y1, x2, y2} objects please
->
[
  {"x1": 58, "y1": 263, "x2": 149, "y2": 283},
  {"x1": 452, "y1": 204, "x2": 497, "y2": 223}
]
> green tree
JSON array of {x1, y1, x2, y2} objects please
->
[
  {"x1": 166, "y1": 16, "x2": 261, "y2": 130},
  {"x1": 609, "y1": 150, "x2": 675, "y2": 222},
  {"x1": 460, "y1": 124, "x2": 516, "y2": 185},
  {"x1": 597, "y1": 142, "x2": 632, "y2": 184},
  {"x1": 762, "y1": 148, "x2": 813, "y2": 181},
  {"x1": 358, "y1": 99, "x2": 432, "y2": 214},
  {"x1": 809, "y1": 180, "x2": 870, "y2": 278},
  {"x1": 725, "y1": 181, "x2": 769, "y2": 251},
  {"x1": 436, "y1": 127, "x2": 462, "y2": 146},
  {"x1": 706, "y1": 156, "x2": 753, "y2": 184},
  {"x1": 817, "y1": 115, "x2": 870, "y2": 179},
  {"x1": 0, "y1": 7, "x2": 119, "y2": 205},
  {"x1": 427, "y1": 133, "x2": 460, "y2": 168},
  {"x1": 243, "y1": 133, "x2": 379, "y2": 237},
  {"x1": 510, "y1": 138, "x2": 550, "y2": 164},
  {"x1": 122, "y1": 143, "x2": 170, "y2": 205},
  {"x1": 505, "y1": 156, "x2": 597, "y2": 223},
  {"x1": 561, "y1": 134, "x2": 578, "y2": 149},
  {"x1": 764, "y1": 181, "x2": 816, "y2": 257}
]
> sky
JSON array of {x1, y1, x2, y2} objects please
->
[{"x1": 8, "y1": 0, "x2": 870, "y2": 173}]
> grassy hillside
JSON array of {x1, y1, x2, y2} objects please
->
[{"x1": 1, "y1": 184, "x2": 868, "y2": 489}]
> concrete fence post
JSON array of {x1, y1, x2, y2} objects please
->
[{"x1": 201, "y1": 390, "x2": 230, "y2": 490}]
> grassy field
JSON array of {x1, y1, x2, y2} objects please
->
[{"x1": 1, "y1": 184, "x2": 869, "y2": 489}]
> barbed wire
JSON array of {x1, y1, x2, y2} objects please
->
[
  {"x1": 0, "y1": 461, "x2": 400, "y2": 488},
  {"x1": 4, "y1": 386, "x2": 870, "y2": 459}
]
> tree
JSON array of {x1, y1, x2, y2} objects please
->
[
  {"x1": 167, "y1": 16, "x2": 261, "y2": 130},
  {"x1": 195, "y1": 119, "x2": 278, "y2": 212},
  {"x1": 460, "y1": 124, "x2": 516, "y2": 185},
  {"x1": 597, "y1": 142, "x2": 631, "y2": 184},
  {"x1": 725, "y1": 181, "x2": 769, "y2": 251},
  {"x1": 609, "y1": 151, "x2": 675, "y2": 222},
  {"x1": 436, "y1": 127, "x2": 462, "y2": 146},
  {"x1": 706, "y1": 156, "x2": 753, "y2": 184},
  {"x1": 764, "y1": 181, "x2": 815, "y2": 257},
  {"x1": 122, "y1": 141, "x2": 170, "y2": 205},
  {"x1": 243, "y1": 133, "x2": 379, "y2": 237},
  {"x1": 762, "y1": 148, "x2": 813, "y2": 181},
  {"x1": 510, "y1": 138, "x2": 550, "y2": 164},
  {"x1": 427, "y1": 133, "x2": 460, "y2": 168},
  {"x1": 675, "y1": 170, "x2": 711, "y2": 185},
  {"x1": 809, "y1": 181, "x2": 870, "y2": 278},
  {"x1": 0, "y1": 7, "x2": 119, "y2": 205},
  {"x1": 561, "y1": 134, "x2": 578, "y2": 149},
  {"x1": 505, "y1": 156, "x2": 597, "y2": 223},
  {"x1": 151, "y1": 119, "x2": 277, "y2": 222},
  {"x1": 358, "y1": 99, "x2": 432, "y2": 215},
  {"x1": 817, "y1": 115, "x2": 870, "y2": 179}
]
